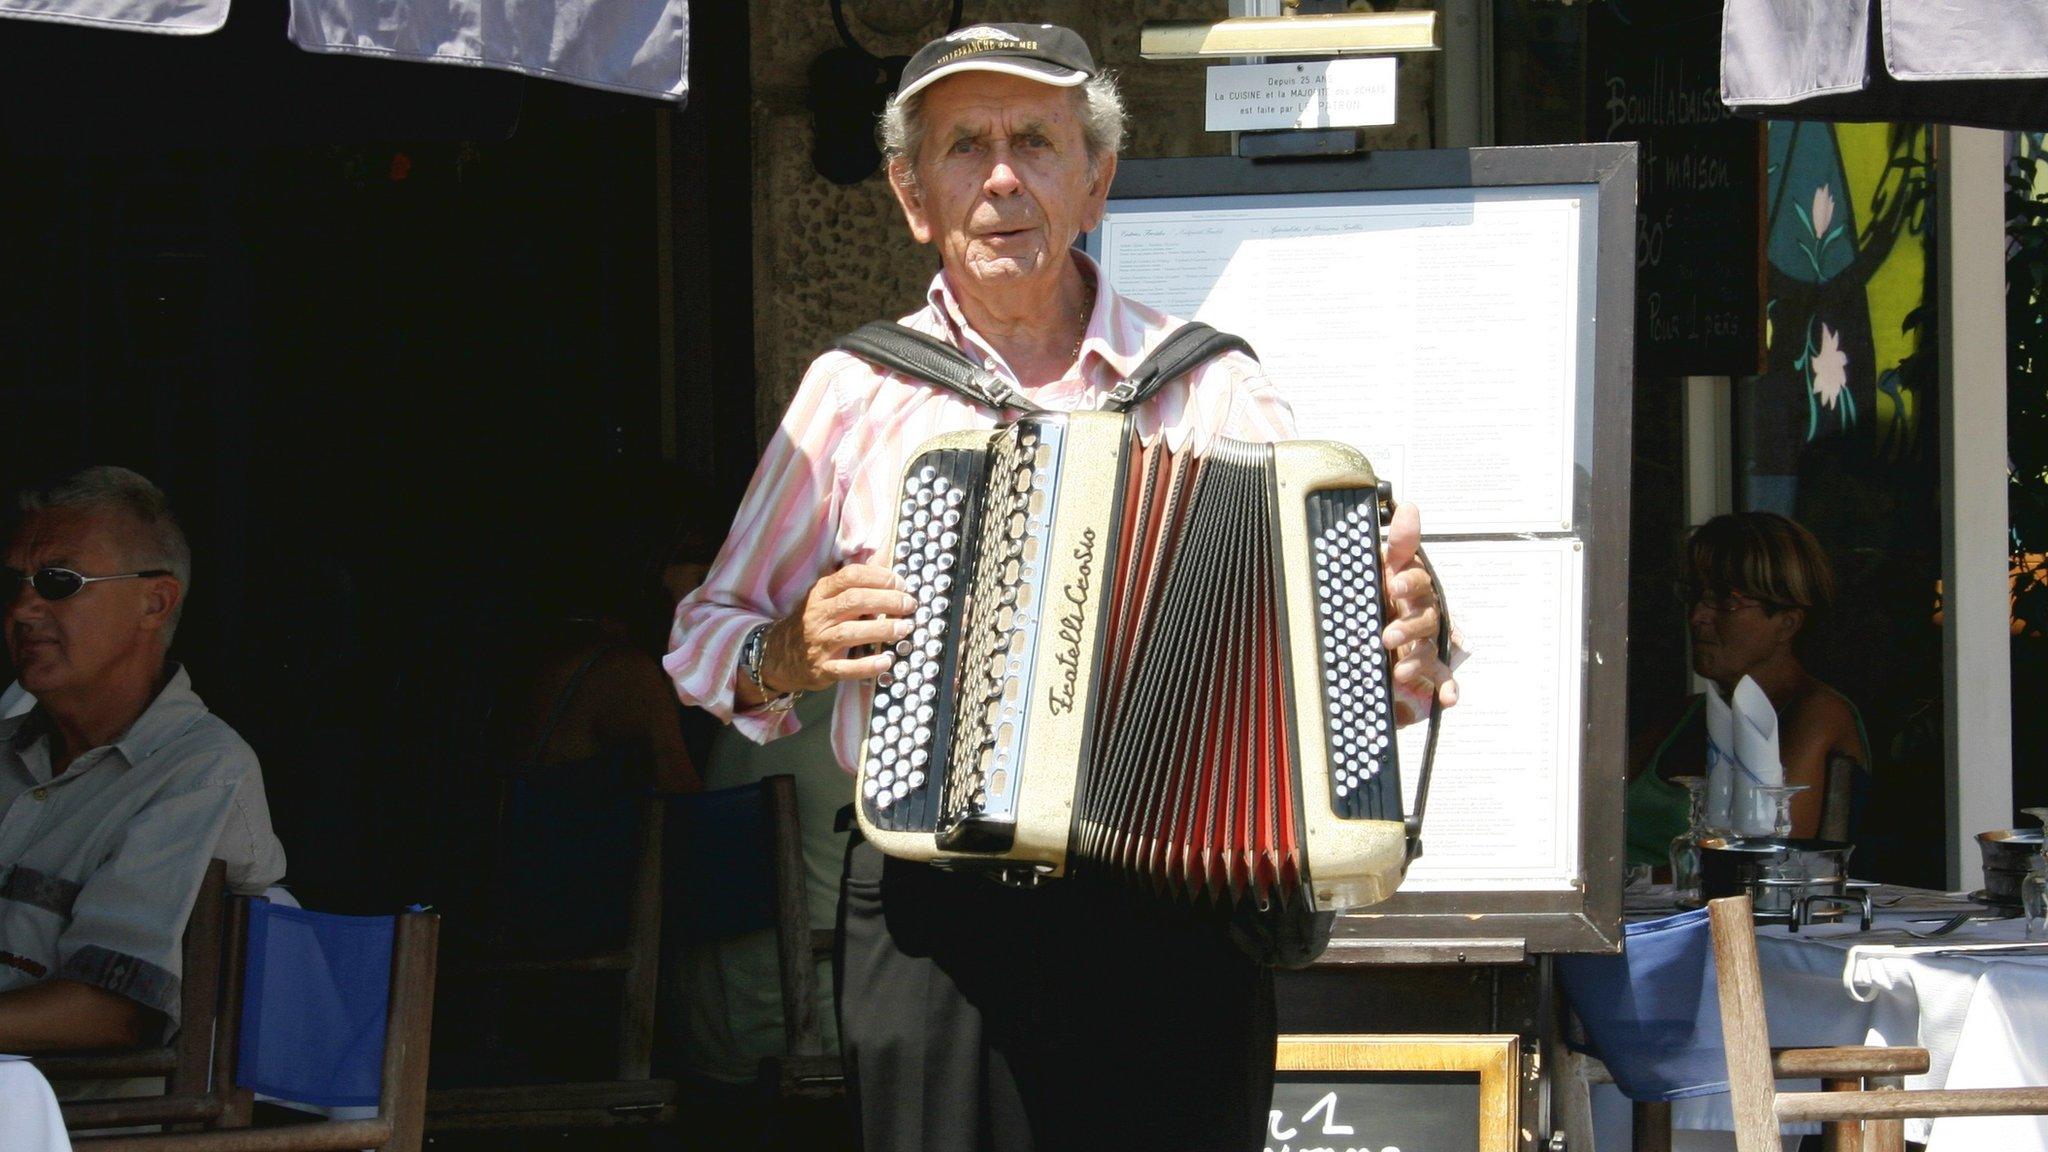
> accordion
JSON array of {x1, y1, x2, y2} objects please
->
[{"x1": 854, "y1": 412, "x2": 1414, "y2": 914}]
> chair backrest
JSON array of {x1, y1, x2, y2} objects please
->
[
  {"x1": 1555, "y1": 907, "x2": 1728, "y2": 1102},
  {"x1": 238, "y1": 902, "x2": 396, "y2": 1106},
  {"x1": 490, "y1": 754, "x2": 648, "y2": 957},
  {"x1": 664, "y1": 773, "x2": 821, "y2": 1054},
  {"x1": 664, "y1": 777, "x2": 786, "y2": 943},
  {"x1": 1817, "y1": 752, "x2": 1868, "y2": 843},
  {"x1": 236, "y1": 901, "x2": 441, "y2": 1137}
]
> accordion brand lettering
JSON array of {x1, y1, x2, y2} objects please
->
[{"x1": 1049, "y1": 526, "x2": 1097, "y2": 715}]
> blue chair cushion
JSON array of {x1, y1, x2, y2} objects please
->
[
  {"x1": 663, "y1": 782, "x2": 777, "y2": 943},
  {"x1": 1555, "y1": 907, "x2": 1729, "y2": 1102},
  {"x1": 491, "y1": 751, "x2": 642, "y2": 956},
  {"x1": 236, "y1": 901, "x2": 395, "y2": 1109}
]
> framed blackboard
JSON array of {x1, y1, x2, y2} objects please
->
[
  {"x1": 1268, "y1": 1035, "x2": 1520, "y2": 1152},
  {"x1": 1586, "y1": 0, "x2": 1763, "y2": 377}
]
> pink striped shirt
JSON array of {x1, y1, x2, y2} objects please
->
[{"x1": 664, "y1": 252, "x2": 1296, "y2": 772}]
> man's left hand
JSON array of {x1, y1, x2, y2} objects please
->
[{"x1": 1380, "y1": 501, "x2": 1459, "y2": 727}]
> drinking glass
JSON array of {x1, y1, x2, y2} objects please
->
[
  {"x1": 1668, "y1": 775, "x2": 1710, "y2": 908},
  {"x1": 2023, "y1": 807, "x2": 2048, "y2": 939},
  {"x1": 1736, "y1": 784, "x2": 1807, "y2": 839}
]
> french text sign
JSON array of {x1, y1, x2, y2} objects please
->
[{"x1": 1206, "y1": 59, "x2": 1397, "y2": 133}]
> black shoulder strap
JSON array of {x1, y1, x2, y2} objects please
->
[
  {"x1": 833, "y1": 319, "x2": 1255, "y2": 415},
  {"x1": 1105, "y1": 322, "x2": 1257, "y2": 412},
  {"x1": 834, "y1": 322, "x2": 1048, "y2": 414}
]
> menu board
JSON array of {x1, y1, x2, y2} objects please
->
[{"x1": 1086, "y1": 146, "x2": 1636, "y2": 953}]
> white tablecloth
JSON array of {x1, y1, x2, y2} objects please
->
[
  {"x1": 1596, "y1": 894, "x2": 2048, "y2": 1152},
  {"x1": 0, "y1": 1056, "x2": 73, "y2": 1152}
]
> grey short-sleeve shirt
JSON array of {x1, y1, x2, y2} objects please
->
[{"x1": 0, "y1": 665, "x2": 286, "y2": 1026}]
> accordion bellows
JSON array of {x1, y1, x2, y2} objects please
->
[{"x1": 855, "y1": 412, "x2": 1411, "y2": 914}]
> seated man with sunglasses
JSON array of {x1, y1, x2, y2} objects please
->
[{"x1": 0, "y1": 466, "x2": 285, "y2": 1052}]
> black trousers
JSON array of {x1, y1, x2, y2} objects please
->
[{"x1": 836, "y1": 835, "x2": 1277, "y2": 1152}]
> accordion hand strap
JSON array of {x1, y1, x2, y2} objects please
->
[
  {"x1": 834, "y1": 320, "x2": 1257, "y2": 415},
  {"x1": 1403, "y1": 536, "x2": 1451, "y2": 864}
]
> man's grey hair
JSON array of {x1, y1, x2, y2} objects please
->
[
  {"x1": 14, "y1": 466, "x2": 193, "y2": 645},
  {"x1": 880, "y1": 72, "x2": 1127, "y2": 188}
]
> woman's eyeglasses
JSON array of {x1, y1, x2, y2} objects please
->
[
  {"x1": 1674, "y1": 582, "x2": 1780, "y2": 614},
  {"x1": 0, "y1": 566, "x2": 172, "y2": 603}
]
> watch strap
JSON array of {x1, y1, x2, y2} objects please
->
[{"x1": 742, "y1": 622, "x2": 801, "y2": 711}]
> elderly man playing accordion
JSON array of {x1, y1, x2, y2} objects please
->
[{"x1": 668, "y1": 23, "x2": 1457, "y2": 1151}]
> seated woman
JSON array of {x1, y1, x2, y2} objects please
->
[
  {"x1": 430, "y1": 521, "x2": 709, "y2": 1085},
  {"x1": 1626, "y1": 512, "x2": 1869, "y2": 868}
]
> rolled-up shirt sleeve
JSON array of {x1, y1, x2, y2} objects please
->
[
  {"x1": 665, "y1": 356, "x2": 854, "y2": 744},
  {"x1": 56, "y1": 777, "x2": 244, "y2": 1024}
]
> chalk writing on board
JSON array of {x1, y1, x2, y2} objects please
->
[
  {"x1": 1586, "y1": 0, "x2": 1760, "y2": 377},
  {"x1": 1266, "y1": 1091, "x2": 1397, "y2": 1152},
  {"x1": 1266, "y1": 1076, "x2": 1478, "y2": 1152}
]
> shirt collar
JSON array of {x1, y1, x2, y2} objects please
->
[
  {"x1": 0, "y1": 664, "x2": 205, "y2": 780},
  {"x1": 113, "y1": 664, "x2": 206, "y2": 768},
  {"x1": 922, "y1": 250, "x2": 1146, "y2": 402}
]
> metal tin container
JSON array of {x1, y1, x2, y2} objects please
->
[
  {"x1": 1976, "y1": 827, "x2": 2044, "y2": 909},
  {"x1": 1699, "y1": 836, "x2": 1858, "y2": 922}
]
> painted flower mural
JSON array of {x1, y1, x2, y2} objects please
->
[
  {"x1": 1797, "y1": 184, "x2": 1843, "y2": 280},
  {"x1": 1750, "y1": 121, "x2": 1931, "y2": 494},
  {"x1": 1810, "y1": 323, "x2": 1849, "y2": 413}
]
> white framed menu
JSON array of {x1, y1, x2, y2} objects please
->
[{"x1": 1086, "y1": 145, "x2": 1637, "y2": 954}]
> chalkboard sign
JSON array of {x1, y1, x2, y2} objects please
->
[
  {"x1": 1270, "y1": 1035, "x2": 1520, "y2": 1152},
  {"x1": 1587, "y1": 0, "x2": 1761, "y2": 377},
  {"x1": 1268, "y1": 1077, "x2": 1480, "y2": 1152}
]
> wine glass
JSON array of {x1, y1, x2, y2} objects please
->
[
  {"x1": 1668, "y1": 775, "x2": 1710, "y2": 908},
  {"x1": 1736, "y1": 784, "x2": 1808, "y2": 839},
  {"x1": 2021, "y1": 807, "x2": 2048, "y2": 939}
]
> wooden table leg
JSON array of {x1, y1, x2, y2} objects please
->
[{"x1": 1632, "y1": 1100, "x2": 1673, "y2": 1152}]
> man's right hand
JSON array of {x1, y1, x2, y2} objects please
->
[{"x1": 738, "y1": 563, "x2": 915, "y2": 707}]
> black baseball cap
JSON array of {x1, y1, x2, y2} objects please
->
[{"x1": 894, "y1": 23, "x2": 1096, "y2": 103}]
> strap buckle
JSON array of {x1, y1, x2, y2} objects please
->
[{"x1": 971, "y1": 370, "x2": 1020, "y2": 412}]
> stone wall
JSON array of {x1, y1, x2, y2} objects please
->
[{"x1": 746, "y1": 1, "x2": 1438, "y2": 440}]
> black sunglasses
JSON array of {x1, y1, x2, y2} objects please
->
[{"x1": 1, "y1": 566, "x2": 172, "y2": 603}]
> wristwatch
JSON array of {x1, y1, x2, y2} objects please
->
[{"x1": 741, "y1": 623, "x2": 801, "y2": 712}]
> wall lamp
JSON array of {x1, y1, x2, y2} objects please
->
[{"x1": 1138, "y1": 11, "x2": 1441, "y2": 60}]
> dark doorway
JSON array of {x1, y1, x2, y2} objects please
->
[{"x1": 0, "y1": 1, "x2": 755, "y2": 913}]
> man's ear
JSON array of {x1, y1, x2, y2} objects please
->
[
  {"x1": 140, "y1": 577, "x2": 182, "y2": 635},
  {"x1": 1078, "y1": 151, "x2": 1118, "y2": 233},
  {"x1": 888, "y1": 158, "x2": 935, "y2": 245}
]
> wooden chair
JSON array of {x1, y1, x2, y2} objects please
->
[
  {"x1": 425, "y1": 763, "x2": 672, "y2": 1131},
  {"x1": 1559, "y1": 902, "x2": 1931, "y2": 1152},
  {"x1": 756, "y1": 774, "x2": 842, "y2": 1110},
  {"x1": 67, "y1": 903, "x2": 441, "y2": 1152},
  {"x1": 426, "y1": 773, "x2": 836, "y2": 1131},
  {"x1": 1816, "y1": 752, "x2": 1866, "y2": 843},
  {"x1": 1709, "y1": 893, "x2": 2048, "y2": 1152},
  {"x1": 38, "y1": 860, "x2": 255, "y2": 1133}
]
